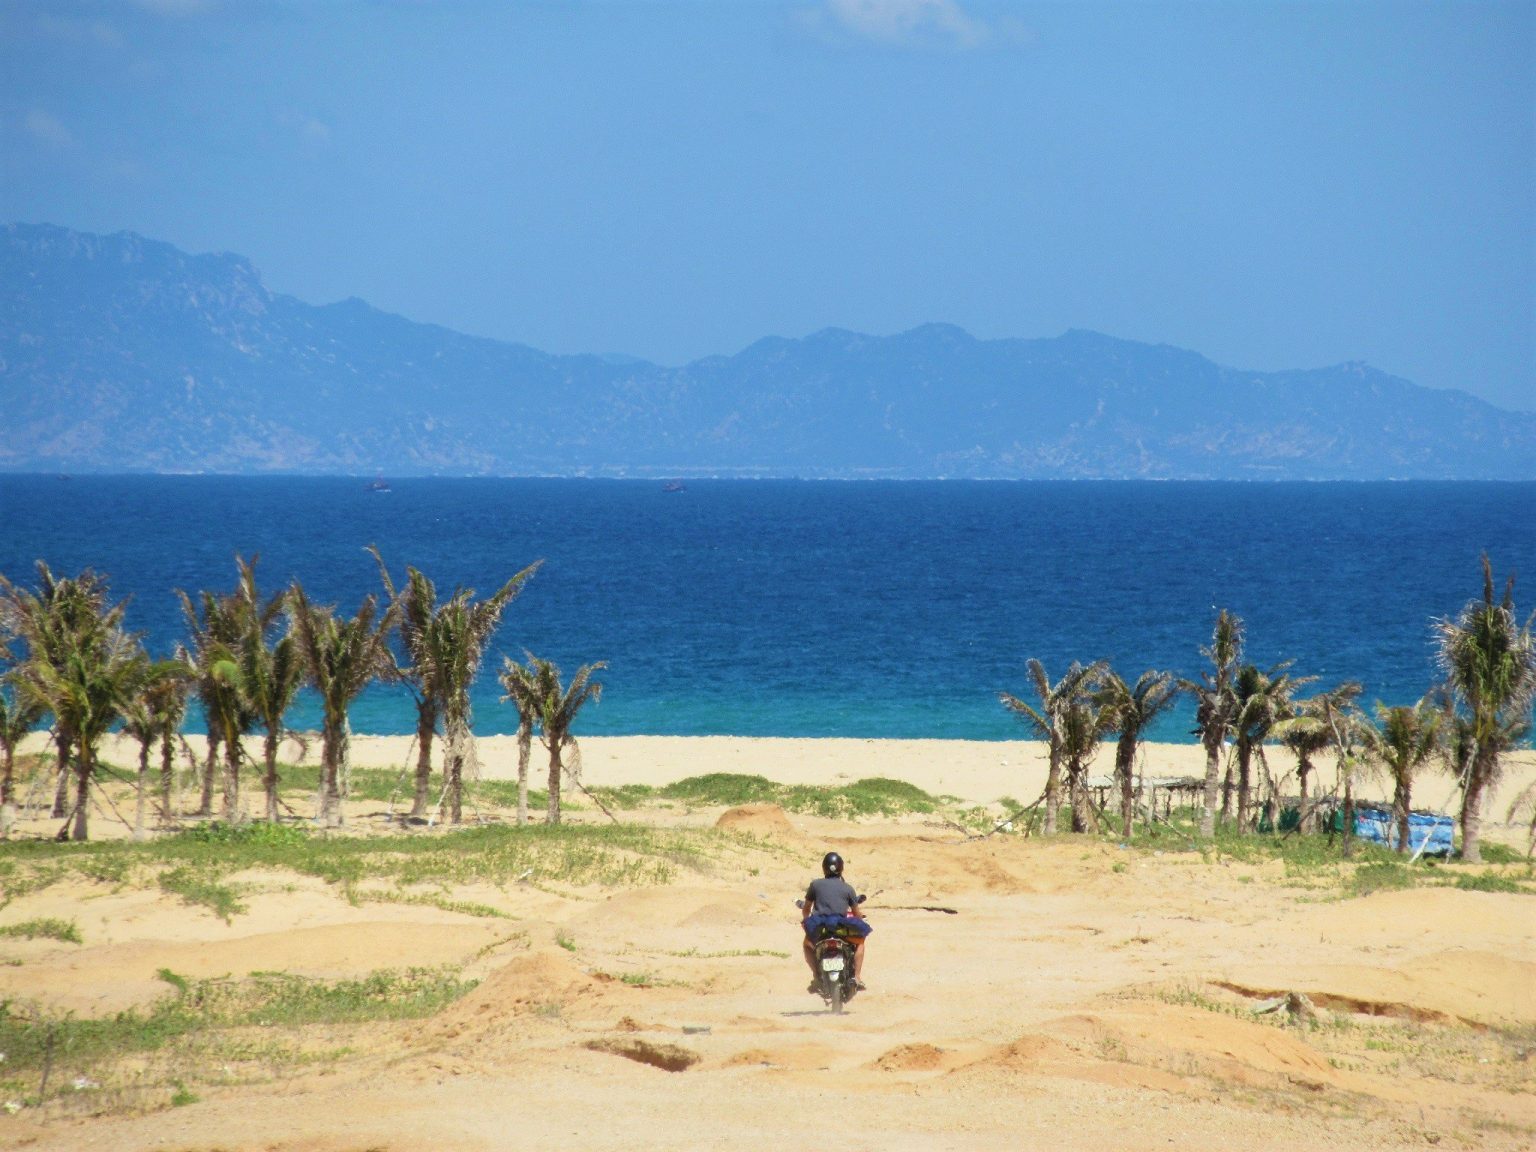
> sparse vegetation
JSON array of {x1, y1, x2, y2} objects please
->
[{"x1": 0, "y1": 917, "x2": 80, "y2": 943}]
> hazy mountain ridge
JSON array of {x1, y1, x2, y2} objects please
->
[{"x1": 2, "y1": 223, "x2": 1531, "y2": 479}]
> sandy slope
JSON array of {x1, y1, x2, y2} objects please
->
[{"x1": 2, "y1": 738, "x2": 1534, "y2": 1151}]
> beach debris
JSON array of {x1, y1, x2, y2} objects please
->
[{"x1": 1252, "y1": 992, "x2": 1318, "y2": 1025}]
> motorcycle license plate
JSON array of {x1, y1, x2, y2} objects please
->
[{"x1": 821, "y1": 956, "x2": 845, "y2": 973}]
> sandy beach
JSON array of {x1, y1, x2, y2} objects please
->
[{"x1": 2, "y1": 733, "x2": 1533, "y2": 1151}]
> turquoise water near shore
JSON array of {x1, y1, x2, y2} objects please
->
[{"x1": 1, "y1": 477, "x2": 1532, "y2": 741}]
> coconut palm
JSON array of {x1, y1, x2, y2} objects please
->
[
  {"x1": 13, "y1": 590, "x2": 148, "y2": 841},
  {"x1": 0, "y1": 564, "x2": 113, "y2": 818},
  {"x1": 1363, "y1": 701, "x2": 1441, "y2": 854},
  {"x1": 1275, "y1": 682, "x2": 1362, "y2": 833},
  {"x1": 1098, "y1": 669, "x2": 1181, "y2": 839},
  {"x1": 517, "y1": 656, "x2": 604, "y2": 825},
  {"x1": 177, "y1": 584, "x2": 250, "y2": 818},
  {"x1": 1315, "y1": 684, "x2": 1367, "y2": 855},
  {"x1": 368, "y1": 552, "x2": 440, "y2": 818},
  {"x1": 288, "y1": 584, "x2": 399, "y2": 827},
  {"x1": 1059, "y1": 693, "x2": 1112, "y2": 833},
  {"x1": 120, "y1": 661, "x2": 190, "y2": 840},
  {"x1": 0, "y1": 684, "x2": 45, "y2": 838},
  {"x1": 221, "y1": 558, "x2": 306, "y2": 824},
  {"x1": 498, "y1": 656, "x2": 541, "y2": 826},
  {"x1": 373, "y1": 553, "x2": 539, "y2": 822},
  {"x1": 1230, "y1": 662, "x2": 1314, "y2": 832},
  {"x1": 1001, "y1": 659, "x2": 1108, "y2": 835},
  {"x1": 1181, "y1": 609, "x2": 1243, "y2": 840},
  {"x1": 1433, "y1": 555, "x2": 1536, "y2": 862}
]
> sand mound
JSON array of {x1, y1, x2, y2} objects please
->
[
  {"x1": 1055, "y1": 1004, "x2": 1341, "y2": 1092},
  {"x1": 429, "y1": 948, "x2": 600, "y2": 1040},
  {"x1": 715, "y1": 803, "x2": 795, "y2": 836},
  {"x1": 872, "y1": 1042, "x2": 950, "y2": 1072},
  {"x1": 1222, "y1": 948, "x2": 1536, "y2": 1028}
]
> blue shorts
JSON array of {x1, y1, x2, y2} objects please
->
[{"x1": 804, "y1": 914, "x2": 872, "y2": 940}]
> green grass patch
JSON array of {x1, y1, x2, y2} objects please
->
[
  {"x1": 657, "y1": 773, "x2": 939, "y2": 819},
  {"x1": 0, "y1": 918, "x2": 81, "y2": 944},
  {"x1": 0, "y1": 965, "x2": 476, "y2": 1099},
  {"x1": 0, "y1": 820, "x2": 732, "y2": 925},
  {"x1": 1452, "y1": 872, "x2": 1527, "y2": 894}
]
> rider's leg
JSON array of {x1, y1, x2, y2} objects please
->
[
  {"x1": 803, "y1": 935, "x2": 818, "y2": 976},
  {"x1": 852, "y1": 936, "x2": 866, "y2": 980}
]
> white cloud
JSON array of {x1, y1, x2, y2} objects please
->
[
  {"x1": 826, "y1": 0, "x2": 991, "y2": 49},
  {"x1": 24, "y1": 110, "x2": 73, "y2": 148}
]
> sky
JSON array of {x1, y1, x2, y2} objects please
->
[{"x1": 2, "y1": 0, "x2": 1532, "y2": 411}]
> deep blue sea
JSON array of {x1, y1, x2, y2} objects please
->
[{"x1": 1, "y1": 477, "x2": 1532, "y2": 742}]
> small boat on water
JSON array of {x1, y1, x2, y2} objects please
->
[
  {"x1": 662, "y1": 481, "x2": 686, "y2": 493},
  {"x1": 365, "y1": 476, "x2": 392, "y2": 493}
]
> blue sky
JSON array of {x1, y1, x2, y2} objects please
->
[{"x1": 2, "y1": 0, "x2": 1532, "y2": 410}]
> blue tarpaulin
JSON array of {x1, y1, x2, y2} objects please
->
[{"x1": 1351, "y1": 806, "x2": 1455, "y2": 856}]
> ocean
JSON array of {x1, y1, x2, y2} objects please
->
[{"x1": 1, "y1": 476, "x2": 1532, "y2": 742}]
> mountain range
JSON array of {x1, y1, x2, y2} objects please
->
[{"x1": 2, "y1": 222, "x2": 1532, "y2": 479}]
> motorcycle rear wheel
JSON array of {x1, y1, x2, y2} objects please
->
[{"x1": 829, "y1": 977, "x2": 844, "y2": 1014}]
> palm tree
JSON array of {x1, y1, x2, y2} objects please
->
[
  {"x1": 1434, "y1": 555, "x2": 1536, "y2": 862},
  {"x1": 1316, "y1": 684, "x2": 1367, "y2": 856},
  {"x1": 369, "y1": 552, "x2": 440, "y2": 818},
  {"x1": 177, "y1": 585, "x2": 249, "y2": 819},
  {"x1": 1275, "y1": 683, "x2": 1362, "y2": 833},
  {"x1": 0, "y1": 684, "x2": 45, "y2": 838},
  {"x1": 1182, "y1": 609, "x2": 1243, "y2": 840},
  {"x1": 1098, "y1": 669, "x2": 1181, "y2": 839},
  {"x1": 1001, "y1": 659, "x2": 1107, "y2": 835},
  {"x1": 288, "y1": 584, "x2": 399, "y2": 827},
  {"x1": 1059, "y1": 693, "x2": 1111, "y2": 833},
  {"x1": 120, "y1": 661, "x2": 190, "y2": 840},
  {"x1": 13, "y1": 592, "x2": 149, "y2": 841},
  {"x1": 221, "y1": 559, "x2": 306, "y2": 824},
  {"x1": 0, "y1": 564, "x2": 113, "y2": 818},
  {"x1": 373, "y1": 553, "x2": 539, "y2": 822},
  {"x1": 1230, "y1": 662, "x2": 1313, "y2": 832},
  {"x1": 499, "y1": 656, "x2": 541, "y2": 826},
  {"x1": 1363, "y1": 701, "x2": 1441, "y2": 854},
  {"x1": 519, "y1": 656, "x2": 604, "y2": 825}
]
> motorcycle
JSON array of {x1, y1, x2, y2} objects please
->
[{"x1": 796, "y1": 896, "x2": 866, "y2": 1014}]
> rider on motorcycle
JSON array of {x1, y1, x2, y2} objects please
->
[{"x1": 802, "y1": 851, "x2": 871, "y2": 992}]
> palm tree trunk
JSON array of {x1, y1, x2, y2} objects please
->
[
  {"x1": 1068, "y1": 759, "x2": 1091, "y2": 833},
  {"x1": 1341, "y1": 772, "x2": 1356, "y2": 859},
  {"x1": 1236, "y1": 741, "x2": 1252, "y2": 833},
  {"x1": 516, "y1": 720, "x2": 531, "y2": 827},
  {"x1": 547, "y1": 738, "x2": 563, "y2": 825},
  {"x1": 1220, "y1": 757, "x2": 1235, "y2": 821},
  {"x1": 1, "y1": 747, "x2": 16, "y2": 838},
  {"x1": 134, "y1": 740, "x2": 150, "y2": 841},
  {"x1": 159, "y1": 730, "x2": 176, "y2": 827},
  {"x1": 447, "y1": 740, "x2": 463, "y2": 825},
  {"x1": 52, "y1": 733, "x2": 71, "y2": 818},
  {"x1": 71, "y1": 740, "x2": 93, "y2": 841},
  {"x1": 222, "y1": 726, "x2": 242, "y2": 822},
  {"x1": 1297, "y1": 755, "x2": 1313, "y2": 833},
  {"x1": 320, "y1": 716, "x2": 345, "y2": 827},
  {"x1": 1042, "y1": 740, "x2": 1062, "y2": 836},
  {"x1": 411, "y1": 702, "x2": 435, "y2": 818},
  {"x1": 1460, "y1": 758, "x2": 1488, "y2": 863},
  {"x1": 1116, "y1": 734, "x2": 1136, "y2": 840},
  {"x1": 1393, "y1": 771, "x2": 1412, "y2": 855},
  {"x1": 264, "y1": 731, "x2": 281, "y2": 823},
  {"x1": 1200, "y1": 737, "x2": 1221, "y2": 840},
  {"x1": 199, "y1": 729, "x2": 219, "y2": 817}
]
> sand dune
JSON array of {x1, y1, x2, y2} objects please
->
[{"x1": 2, "y1": 737, "x2": 1534, "y2": 1150}]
